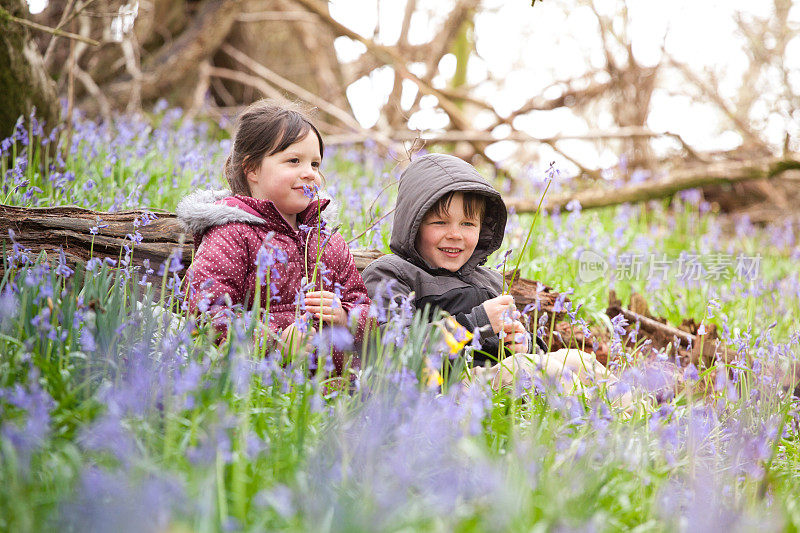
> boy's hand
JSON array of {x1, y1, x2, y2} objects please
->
[
  {"x1": 305, "y1": 291, "x2": 347, "y2": 326},
  {"x1": 482, "y1": 294, "x2": 517, "y2": 334},
  {"x1": 502, "y1": 319, "x2": 530, "y2": 353}
]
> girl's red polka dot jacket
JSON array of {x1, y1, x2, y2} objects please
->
[{"x1": 177, "y1": 190, "x2": 372, "y2": 372}]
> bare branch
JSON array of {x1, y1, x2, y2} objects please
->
[
  {"x1": 120, "y1": 34, "x2": 142, "y2": 112},
  {"x1": 668, "y1": 56, "x2": 771, "y2": 152},
  {"x1": 73, "y1": 64, "x2": 111, "y2": 122},
  {"x1": 381, "y1": 0, "x2": 418, "y2": 128},
  {"x1": 42, "y1": 0, "x2": 77, "y2": 66},
  {"x1": 210, "y1": 74, "x2": 237, "y2": 107},
  {"x1": 491, "y1": 78, "x2": 615, "y2": 128},
  {"x1": 236, "y1": 10, "x2": 318, "y2": 23},
  {"x1": 220, "y1": 43, "x2": 362, "y2": 132},
  {"x1": 541, "y1": 140, "x2": 602, "y2": 180},
  {"x1": 0, "y1": 6, "x2": 100, "y2": 45},
  {"x1": 185, "y1": 60, "x2": 212, "y2": 121},
  {"x1": 207, "y1": 65, "x2": 284, "y2": 100},
  {"x1": 325, "y1": 127, "x2": 694, "y2": 148},
  {"x1": 291, "y1": 0, "x2": 474, "y2": 131},
  {"x1": 102, "y1": 0, "x2": 244, "y2": 103}
]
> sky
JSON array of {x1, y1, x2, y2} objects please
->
[
  {"x1": 329, "y1": 0, "x2": 799, "y2": 170},
  {"x1": 26, "y1": 0, "x2": 799, "y2": 171}
]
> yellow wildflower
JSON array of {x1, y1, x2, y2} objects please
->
[
  {"x1": 437, "y1": 316, "x2": 474, "y2": 355},
  {"x1": 422, "y1": 357, "x2": 444, "y2": 388}
]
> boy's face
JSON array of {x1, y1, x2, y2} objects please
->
[{"x1": 416, "y1": 193, "x2": 481, "y2": 272}]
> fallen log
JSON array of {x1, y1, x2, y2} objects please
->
[
  {"x1": 506, "y1": 157, "x2": 800, "y2": 214},
  {"x1": 0, "y1": 204, "x2": 189, "y2": 271},
  {"x1": 606, "y1": 291, "x2": 730, "y2": 366},
  {"x1": 0, "y1": 204, "x2": 563, "y2": 315}
]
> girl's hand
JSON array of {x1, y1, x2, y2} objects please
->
[
  {"x1": 305, "y1": 291, "x2": 347, "y2": 326},
  {"x1": 280, "y1": 323, "x2": 316, "y2": 354},
  {"x1": 482, "y1": 294, "x2": 517, "y2": 333},
  {"x1": 502, "y1": 319, "x2": 530, "y2": 353}
]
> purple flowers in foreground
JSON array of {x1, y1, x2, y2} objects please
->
[{"x1": 1, "y1": 108, "x2": 798, "y2": 531}]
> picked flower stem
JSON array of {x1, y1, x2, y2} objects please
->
[{"x1": 504, "y1": 163, "x2": 555, "y2": 293}]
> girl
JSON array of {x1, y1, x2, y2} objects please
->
[{"x1": 178, "y1": 100, "x2": 371, "y2": 372}]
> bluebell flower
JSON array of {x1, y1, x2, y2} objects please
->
[
  {"x1": 495, "y1": 249, "x2": 513, "y2": 269},
  {"x1": 302, "y1": 184, "x2": 319, "y2": 199},
  {"x1": 78, "y1": 327, "x2": 97, "y2": 351},
  {"x1": 313, "y1": 326, "x2": 354, "y2": 354},
  {"x1": 166, "y1": 250, "x2": 183, "y2": 273},
  {"x1": 125, "y1": 231, "x2": 143, "y2": 245},
  {"x1": 54, "y1": 248, "x2": 74, "y2": 278},
  {"x1": 0, "y1": 137, "x2": 12, "y2": 156},
  {"x1": 684, "y1": 362, "x2": 700, "y2": 382},
  {"x1": 610, "y1": 313, "x2": 628, "y2": 337},
  {"x1": 86, "y1": 257, "x2": 102, "y2": 272},
  {"x1": 90, "y1": 216, "x2": 109, "y2": 235},
  {"x1": 7, "y1": 229, "x2": 31, "y2": 267}
]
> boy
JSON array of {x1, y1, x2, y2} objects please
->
[
  {"x1": 362, "y1": 153, "x2": 546, "y2": 365},
  {"x1": 363, "y1": 153, "x2": 629, "y2": 401}
]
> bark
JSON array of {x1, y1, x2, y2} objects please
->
[
  {"x1": 0, "y1": 204, "x2": 565, "y2": 317},
  {"x1": 213, "y1": 0, "x2": 348, "y2": 111},
  {"x1": 102, "y1": 0, "x2": 243, "y2": 107},
  {"x1": 84, "y1": 0, "x2": 190, "y2": 88},
  {"x1": 0, "y1": 0, "x2": 59, "y2": 138},
  {"x1": 606, "y1": 291, "x2": 729, "y2": 366}
]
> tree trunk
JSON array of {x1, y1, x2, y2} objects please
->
[
  {"x1": 213, "y1": 0, "x2": 348, "y2": 111},
  {"x1": 102, "y1": 0, "x2": 244, "y2": 108},
  {"x1": 0, "y1": 0, "x2": 59, "y2": 138}
]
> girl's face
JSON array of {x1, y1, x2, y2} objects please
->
[
  {"x1": 415, "y1": 193, "x2": 481, "y2": 272},
  {"x1": 246, "y1": 131, "x2": 322, "y2": 228}
]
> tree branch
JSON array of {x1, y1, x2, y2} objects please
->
[
  {"x1": 219, "y1": 43, "x2": 393, "y2": 148},
  {"x1": 0, "y1": 6, "x2": 100, "y2": 45},
  {"x1": 506, "y1": 158, "x2": 800, "y2": 214},
  {"x1": 291, "y1": 0, "x2": 474, "y2": 131},
  {"x1": 668, "y1": 56, "x2": 771, "y2": 153},
  {"x1": 102, "y1": 0, "x2": 243, "y2": 103},
  {"x1": 208, "y1": 65, "x2": 285, "y2": 100},
  {"x1": 324, "y1": 127, "x2": 693, "y2": 148}
]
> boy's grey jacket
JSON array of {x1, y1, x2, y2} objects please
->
[{"x1": 362, "y1": 153, "x2": 540, "y2": 359}]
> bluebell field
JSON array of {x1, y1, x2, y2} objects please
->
[{"x1": 1, "y1": 105, "x2": 799, "y2": 532}]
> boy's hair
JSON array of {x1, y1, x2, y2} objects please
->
[
  {"x1": 225, "y1": 99, "x2": 324, "y2": 196},
  {"x1": 426, "y1": 191, "x2": 486, "y2": 222}
]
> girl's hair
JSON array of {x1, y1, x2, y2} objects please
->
[
  {"x1": 427, "y1": 191, "x2": 486, "y2": 222},
  {"x1": 225, "y1": 99, "x2": 324, "y2": 196}
]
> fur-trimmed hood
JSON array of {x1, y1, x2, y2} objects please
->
[
  {"x1": 176, "y1": 189, "x2": 337, "y2": 243},
  {"x1": 176, "y1": 189, "x2": 264, "y2": 236}
]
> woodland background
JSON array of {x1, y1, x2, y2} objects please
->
[{"x1": 2, "y1": 0, "x2": 799, "y2": 219}]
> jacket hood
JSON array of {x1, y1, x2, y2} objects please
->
[
  {"x1": 390, "y1": 153, "x2": 507, "y2": 275},
  {"x1": 176, "y1": 189, "x2": 332, "y2": 237}
]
